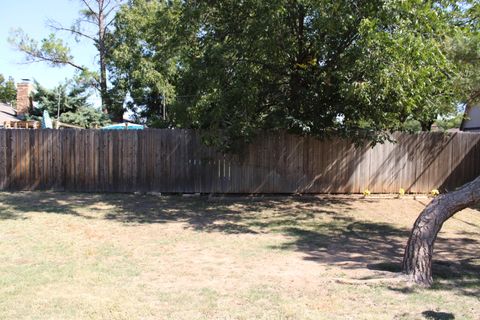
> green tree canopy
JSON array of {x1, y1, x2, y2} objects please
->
[
  {"x1": 0, "y1": 74, "x2": 17, "y2": 105},
  {"x1": 109, "y1": 0, "x2": 475, "y2": 149},
  {"x1": 32, "y1": 80, "x2": 110, "y2": 128},
  {"x1": 108, "y1": 0, "x2": 184, "y2": 127}
]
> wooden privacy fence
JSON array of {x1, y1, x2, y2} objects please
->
[{"x1": 0, "y1": 129, "x2": 479, "y2": 193}]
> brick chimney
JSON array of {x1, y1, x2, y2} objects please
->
[{"x1": 16, "y1": 80, "x2": 34, "y2": 118}]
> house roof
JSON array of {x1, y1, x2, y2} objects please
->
[
  {"x1": 461, "y1": 104, "x2": 480, "y2": 131},
  {"x1": 0, "y1": 102, "x2": 20, "y2": 125}
]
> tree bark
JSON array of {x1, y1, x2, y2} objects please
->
[
  {"x1": 289, "y1": 4, "x2": 306, "y2": 109},
  {"x1": 402, "y1": 175, "x2": 480, "y2": 286},
  {"x1": 97, "y1": 0, "x2": 109, "y2": 115},
  {"x1": 420, "y1": 120, "x2": 434, "y2": 132}
]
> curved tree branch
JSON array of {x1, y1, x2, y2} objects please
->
[{"x1": 402, "y1": 175, "x2": 480, "y2": 286}]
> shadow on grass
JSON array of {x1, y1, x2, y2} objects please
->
[
  {"x1": 1, "y1": 192, "x2": 479, "y2": 296},
  {"x1": 0, "y1": 192, "x2": 100, "y2": 220},
  {"x1": 0, "y1": 210, "x2": 24, "y2": 220},
  {"x1": 422, "y1": 310, "x2": 455, "y2": 320}
]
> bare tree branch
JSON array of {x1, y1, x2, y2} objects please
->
[
  {"x1": 80, "y1": 0, "x2": 99, "y2": 22},
  {"x1": 75, "y1": 17, "x2": 99, "y2": 26},
  {"x1": 103, "y1": 2, "x2": 122, "y2": 19},
  {"x1": 103, "y1": 0, "x2": 113, "y2": 12},
  {"x1": 104, "y1": 16, "x2": 117, "y2": 32},
  {"x1": 48, "y1": 20, "x2": 97, "y2": 43}
]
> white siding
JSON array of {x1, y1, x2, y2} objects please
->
[{"x1": 463, "y1": 105, "x2": 480, "y2": 131}]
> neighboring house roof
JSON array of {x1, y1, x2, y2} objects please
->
[
  {"x1": 0, "y1": 102, "x2": 20, "y2": 126},
  {"x1": 460, "y1": 104, "x2": 480, "y2": 132}
]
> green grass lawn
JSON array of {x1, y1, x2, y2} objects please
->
[{"x1": 0, "y1": 192, "x2": 479, "y2": 319}]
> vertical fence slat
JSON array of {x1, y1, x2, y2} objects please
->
[
  {"x1": 0, "y1": 130, "x2": 6, "y2": 189},
  {"x1": 0, "y1": 129, "x2": 479, "y2": 193}
]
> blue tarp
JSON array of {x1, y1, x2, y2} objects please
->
[
  {"x1": 101, "y1": 123, "x2": 144, "y2": 130},
  {"x1": 41, "y1": 110, "x2": 53, "y2": 129}
]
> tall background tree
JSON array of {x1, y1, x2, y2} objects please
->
[
  {"x1": 109, "y1": 0, "x2": 462, "y2": 148},
  {"x1": 108, "y1": 0, "x2": 185, "y2": 127},
  {"x1": 10, "y1": 0, "x2": 124, "y2": 119}
]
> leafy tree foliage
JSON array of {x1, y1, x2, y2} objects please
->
[
  {"x1": 0, "y1": 74, "x2": 17, "y2": 105},
  {"x1": 10, "y1": 30, "x2": 87, "y2": 71},
  {"x1": 59, "y1": 107, "x2": 111, "y2": 128},
  {"x1": 31, "y1": 81, "x2": 110, "y2": 128},
  {"x1": 109, "y1": 0, "x2": 468, "y2": 148},
  {"x1": 403, "y1": 111, "x2": 464, "y2": 132},
  {"x1": 436, "y1": 112, "x2": 464, "y2": 131},
  {"x1": 108, "y1": 0, "x2": 183, "y2": 126},
  {"x1": 437, "y1": 1, "x2": 480, "y2": 130},
  {"x1": 450, "y1": 2, "x2": 479, "y2": 92},
  {"x1": 401, "y1": 2, "x2": 480, "y2": 286}
]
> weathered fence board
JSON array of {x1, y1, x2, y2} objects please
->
[{"x1": 0, "y1": 129, "x2": 479, "y2": 194}]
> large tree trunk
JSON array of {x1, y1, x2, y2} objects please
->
[
  {"x1": 97, "y1": 0, "x2": 109, "y2": 115},
  {"x1": 420, "y1": 120, "x2": 434, "y2": 132},
  {"x1": 402, "y1": 175, "x2": 480, "y2": 286}
]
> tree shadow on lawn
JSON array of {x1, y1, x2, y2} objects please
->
[
  {"x1": 1, "y1": 192, "x2": 479, "y2": 295},
  {"x1": 0, "y1": 192, "x2": 101, "y2": 220},
  {"x1": 0, "y1": 192, "x2": 98, "y2": 220},
  {"x1": 275, "y1": 218, "x2": 480, "y2": 296},
  {"x1": 421, "y1": 310, "x2": 455, "y2": 320}
]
